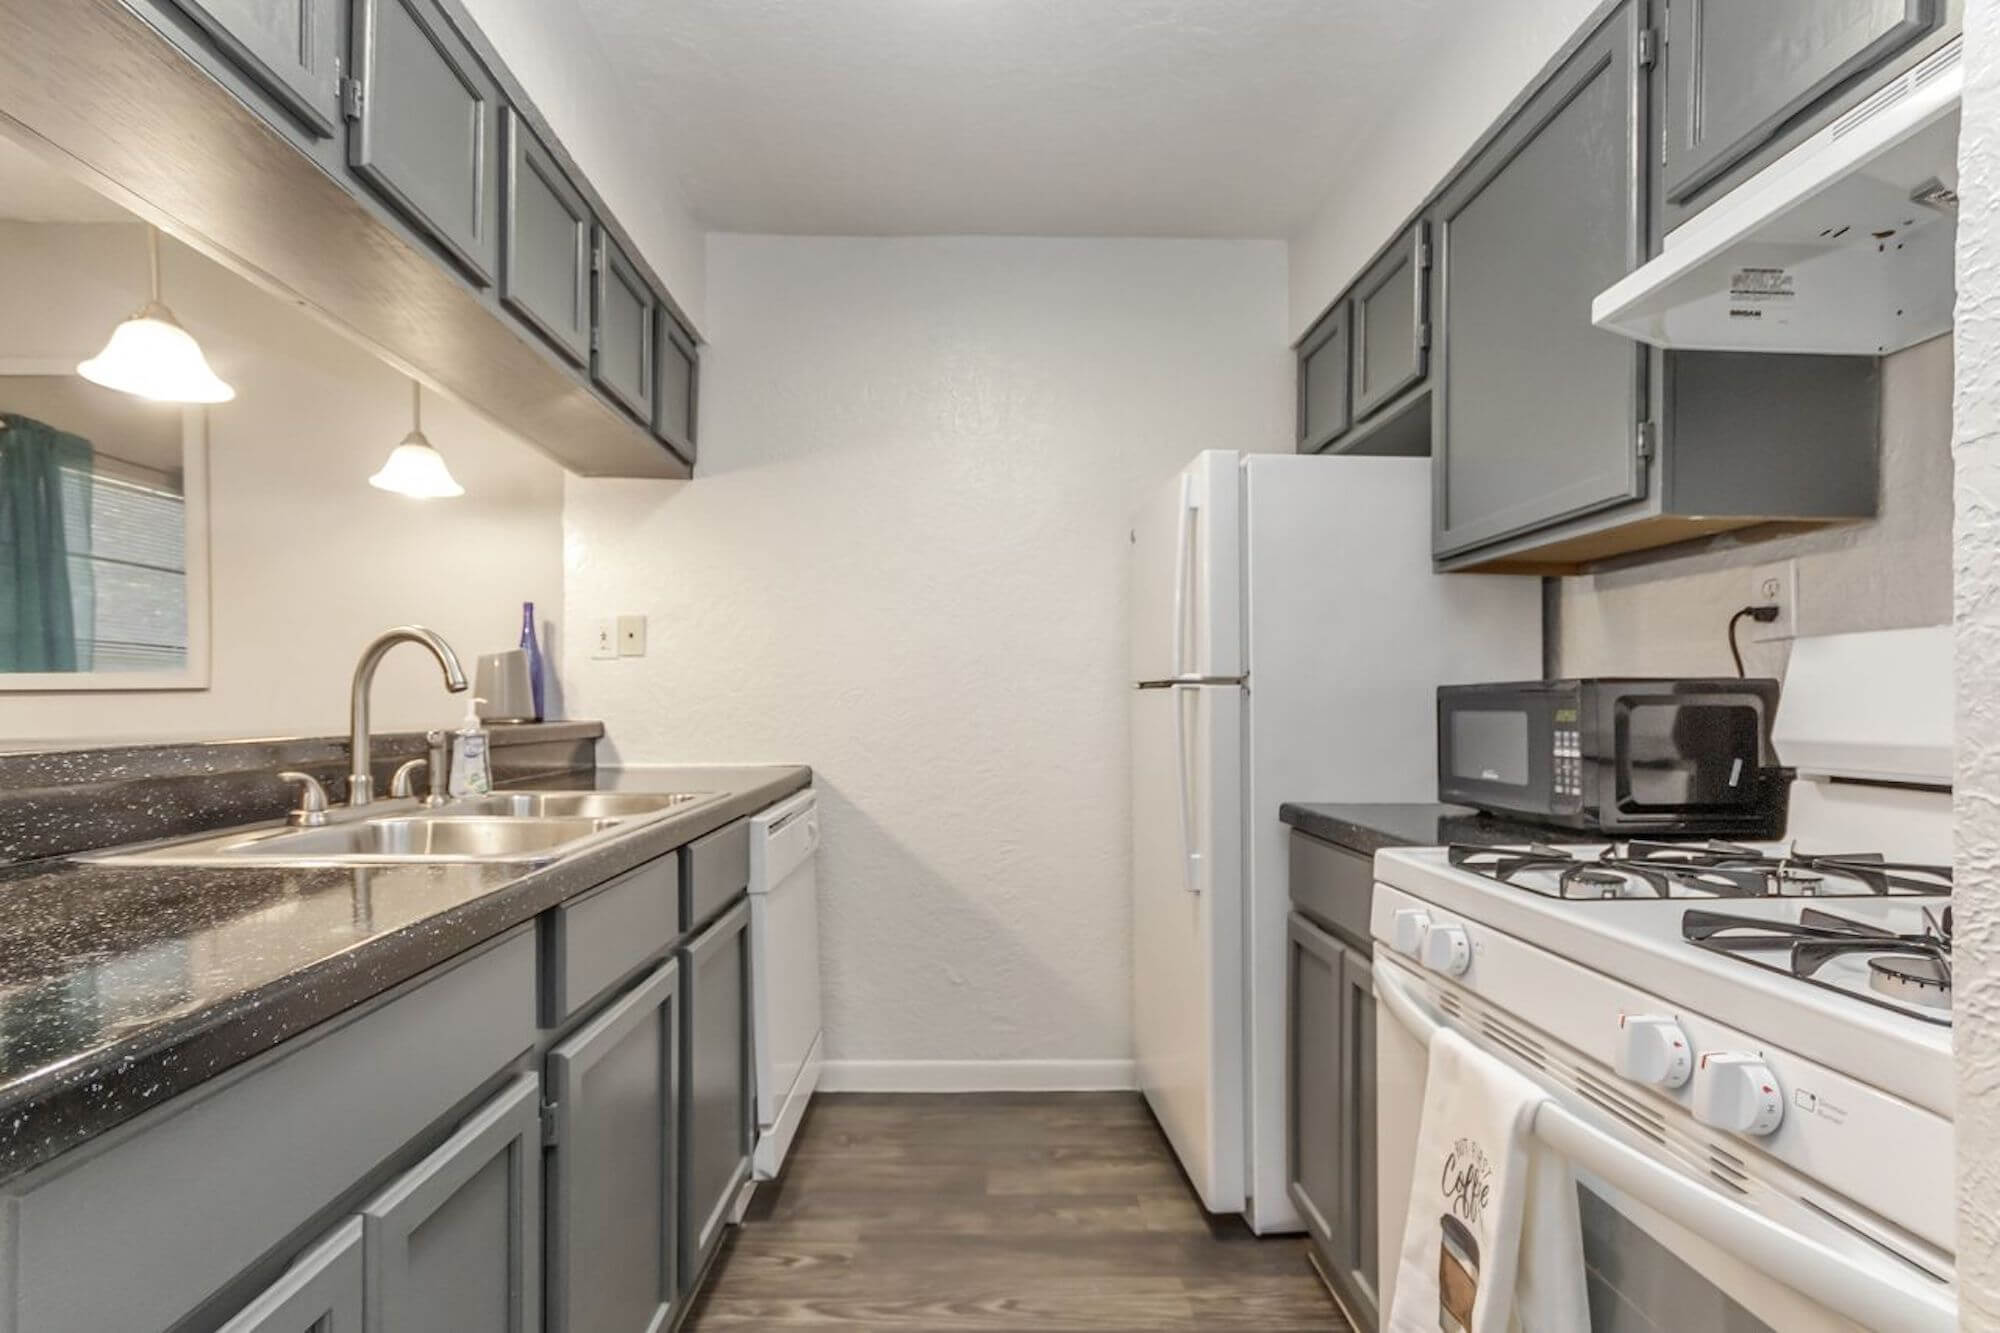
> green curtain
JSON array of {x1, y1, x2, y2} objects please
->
[{"x1": 0, "y1": 413, "x2": 94, "y2": 672}]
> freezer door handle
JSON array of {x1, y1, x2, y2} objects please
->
[
  {"x1": 1170, "y1": 471, "x2": 1199, "y2": 680},
  {"x1": 1174, "y1": 683, "x2": 1202, "y2": 894}
]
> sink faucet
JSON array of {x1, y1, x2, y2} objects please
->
[{"x1": 349, "y1": 626, "x2": 468, "y2": 806}]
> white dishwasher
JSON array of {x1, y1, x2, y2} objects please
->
[{"x1": 748, "y1": 788, "x2": 822, "y2": 1179}]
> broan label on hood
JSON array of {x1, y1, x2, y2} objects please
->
[{"x1": 1729, "y1": 266, "x2": 1795, "y2": 319}]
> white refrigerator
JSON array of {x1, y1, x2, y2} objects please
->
[{"x1": 1129, "y1": 450, "x2": 1541, "y2": 1233}]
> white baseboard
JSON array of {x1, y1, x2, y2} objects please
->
[{"x1": 818, "y1": 1058, "x2": 1137, "y2": 1093}]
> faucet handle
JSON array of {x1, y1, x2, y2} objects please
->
[
  {"x1": 278, "y1": 771, "x2": 330, "y2": 828},
  {"x1": 389, "y1": 757, "x2": 428, "y2": 800}
]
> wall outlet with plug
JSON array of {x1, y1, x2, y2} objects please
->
[{"x1": 1749, "y1": 560, "x2": 1798, "y2": 643}]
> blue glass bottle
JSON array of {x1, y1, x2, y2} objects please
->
[{"x1": 520, "y1": 601, "x2": 545, "y2": 721}]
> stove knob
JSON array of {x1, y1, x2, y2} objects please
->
[
  {"x1": 1391, "y1": 908, "x2": 1432, "y2": 957},
  {"x1": 1421, "y1": 923, "x2": 1472, "y2": 977},
  {"x1": 1692, "y1": 1053, "x2": 1784, "y2": 1136},
  {"x1": 1614, "y1": 1015, "x2": 1692, "y2": 1088}
]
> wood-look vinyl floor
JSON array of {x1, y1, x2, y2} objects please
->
[{"x1": 683, "y1": 1092, "x2": 1352, "y2": 1331}]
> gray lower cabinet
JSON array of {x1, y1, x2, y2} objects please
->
[
  {"x1": 654, "y1": 311, "x2": 700, "y2": 463},
  {"x1": 679, "y1": 896, "x2": 753, "y2": 1298},
  {"x1": 593, "y1": 227, "x2": 657, "y2": 422},
  {"x1": 362, "y1": 1071, "x2": 543, "y2": 1333},
  {"x1": 217, "y1": 1218, "x2": 365, "y2": 1333},
  {"x1": 547, "y1": 959, "x2": 682, "y2": 1333},
  {"x1": 1288, "y1": 911, "x2": 1378, "y2": 1332},
  {"x1": 1661, "y1": 0, "x2": 1942, "y2": 212},
  {"x1": 165, "y1": 0, "x2": 345, "y2": 139},
  {"x1": 1297, "y1": 300, "x2": 1352, "y2": 453},
  {"x1": 1350, "y1": 221, "x2": 1429, "y2": 422},
  {"x1": 349, "y1": 0, "x2": 504, "y2": 284},
  {"x1": 1430, "y1": 0, "x2": 1649, "y2": 559},
  {"x1": 502, "y1": 109, "x2": 594, "y2": 366}
]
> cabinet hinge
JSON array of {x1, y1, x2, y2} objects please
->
[
  {"x1": 339, "y1": 76, "x2": 364, "y2": 122},
  {"x1": 590, "y1": 326, "x2": 602, "y2": 353},
  {"x1": 1637, "y1": 28, "x2": 1658, "y2": 69},
  {"x1": 1635, "y1": 420, "x2": 1658, "y2": 465},
  {"x1": 1418, "y1": 321, "x2": 1432, "y2": 351},
  {"x1": 540, "y1": 1101, "x2": 560, "y2": 1147},
  {"x1": 1416, "y1": 237, "x2": 1433, "y2": 272}
]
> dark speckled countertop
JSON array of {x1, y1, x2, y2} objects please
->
[
  {"x1": 1279, "y1": 801, "x2": 1591, "y2": 856},
  {"x1": 0, "y1": 763, "x2": 809, "y2": 1183}
]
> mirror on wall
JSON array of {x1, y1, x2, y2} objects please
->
[{"x1": 0, "y1": 137, "x2": 211, "y2": 691}]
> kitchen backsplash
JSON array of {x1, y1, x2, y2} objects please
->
[{"x1": 1552, "y1": 334, "x2": 1952, "y2": 680}]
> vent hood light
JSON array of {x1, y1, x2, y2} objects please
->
[
  {"x1": 1593, "y1": 39, "x2": 1961, "y2": 357},
  {"x1": 77, "y1": 226, "x2": 236, "y2": 403},
  {"x1": 369, "y1": 381, "x2": 464, "y2": 499}
]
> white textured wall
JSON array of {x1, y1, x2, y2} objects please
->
[
  {"x1": 1557, "y1": 336, "x2": 1954, "y2": 679},
  {"x1": 458, "y1": 0, "x2": 707, "y2": 329},
  {"x1": 1286, "y1": 0, "x2": 1601, "y2": 338},
  {"x1": 0, "y1": 222, "x2": 565, "y2": 742},
  {"x1": 1956, "y1": 0, "x2": 2000, "y2": 1321},
  {"x1": 565, "y1": 235, "x2": 1290, "y2": 1081}
]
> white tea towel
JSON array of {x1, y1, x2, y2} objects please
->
[{"x1": 1386, "y1": 1028, "x2": 1589, "y2": 1333}]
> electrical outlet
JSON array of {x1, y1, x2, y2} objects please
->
[
  {"x1": 1749, "y1": 560, "x2": 1797, "y2": 643},
  {"x1": 590, "y1": 618, "x2": 617, "y2": 660},
  {"x1": 617, "y1": 615, "x2": 647, "y2": 657}
]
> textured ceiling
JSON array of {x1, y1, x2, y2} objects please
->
[
  {"x1": 568, "y1": 0, "x2": 1458, "y2": 237},
  {"x1": 0, "y1": 134, "x2": 130, "y2": 223}
]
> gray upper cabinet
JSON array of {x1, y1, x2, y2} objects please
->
[
  {"x1": 680, "y1": 897, "x2": 752, "y2": 1298},
  {"x1": 348, "y1": 0, "x2": 503, "y2": 285},
  {"x1": 548, "y1": 960, "x2": 681, "y2": 1333},
  {"x1": 167, "y1": 0, "x2": 345, "y2": 138},
  {"x1": 1350, "y1": 222, "x2": 1430, "y2": 422},
  {"x1": 502, "y1": 110, "x2": 592, "y2": 366},
  {"x1": 654, "y1": 311, "x2": 700, "y2": 463},
  {"x1": 217, "y1": 1218, "x2": 364, "y2": 1333},
  {"x1": 1661, "y1": 0, "x2": 1939, "y2": 208},
  {"x1": 1297, "y1": 301, "x2": 1352, "y2": 453},
  {"x1": 1431, "y1": 0, "x2": 1650, "y2": 559},
  {"x1": 593, "y1": 228, "x2": 657, "y2": 421},
  {"x1": 362, "y1": 1072, "x2": 543, "y2": 1333}
]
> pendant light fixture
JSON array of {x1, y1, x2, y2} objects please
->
[
  {"x1": 77, "y1": 226, "x2": 236, "y2": 404},
  {"x1": 369, "y1": 379, "x2": 464, "y2": 499}
]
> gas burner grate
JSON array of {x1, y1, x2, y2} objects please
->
[
  {"x1": 1446, "y1": 841, "x2": 1952, "y2": 901},
  {"x1": 1682, "y1": 905, "x2": 1953, "y2": 1025}
]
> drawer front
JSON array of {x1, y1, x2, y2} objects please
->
[
  {"x1": 1288, "y1": 831, "x2": 1374, "y2": 952},
  {"x1": 3, "y1": 929, "x2": 536, "y2": 1333},
  {"x1": 541, "y1": 853, "x2": 680, "y2": 1025},
  {"x1": 682, "y1": 818, "x2": 750, "y2": 930}
]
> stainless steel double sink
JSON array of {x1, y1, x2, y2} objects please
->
[{"x1": 84, "y1": 790, "x2": 718, "y2": 868}]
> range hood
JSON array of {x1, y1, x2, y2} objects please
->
[{"x1": 1593, "y1": 39, "x2": 1961, "y2": 356}]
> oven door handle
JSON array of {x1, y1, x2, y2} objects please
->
[{"x1": 1373, "y1": 964, "x2": 1957, "y2": 1333}]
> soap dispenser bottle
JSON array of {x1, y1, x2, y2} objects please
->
[{"x1": 448, "y1": 696, "x2": 492, "y2": 797}]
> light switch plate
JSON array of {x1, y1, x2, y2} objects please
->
[
  {"x1": 1749, "y1": 560, "x2": 1797, "y2": 643},
  {"x1": 617, "y1": 615, "x2": 647, "y2": 657},
  {"x1": 590, "y1": 618, "x2": 617, "y2": 660}
]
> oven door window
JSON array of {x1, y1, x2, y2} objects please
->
[
  {"x1": 1579, "y1": 1185, "x2": 1773, "y2": 1331},
  {"x1": 1449, "y1": 709, "x2": 1531, "y2": 788},
  {"x1": 1615, "y1": 702, "x2": 1763, "y2": 811}
]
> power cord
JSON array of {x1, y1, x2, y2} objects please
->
[{"x1": 1727, "y1": 604, "x2": 1781, "y2": 677}]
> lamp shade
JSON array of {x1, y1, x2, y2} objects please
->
[
  {"x1": 368, "y1": 428, "x2": 465, "y2": 498},
  {"x1": 77, "y1": 301, "x2": 236, "y2": 404}
]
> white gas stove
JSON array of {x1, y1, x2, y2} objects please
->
[{"x1": 1371, "y1": 628, "x2": 1958, "y2": 1332}]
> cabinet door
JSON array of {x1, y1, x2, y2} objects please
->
[
  {"x1": 1662, "y1": 0, "x2": 1938, "y2": 205},
  {"x1": 593, "y1": 228, "x2": 656, "y2": 421},
  {"x1": 363, "y1": 1072, "x2": 542, "y2": 1333},
  {"x1": 1431, "y1": 0, "x2": 1650, "y2": 558},
  {"x1": 217, "y1": 1218, "x2": 364, "y2": 1333},
  {"x1": 1351, "y1": 222, "x2": 1429, "y2": 421},
  {"x1": 349, "y1": 0, "x2": 502, "y2": 284},
  {"x1": 653, "y1": 311, "x2": 699, "y2": 463},
  {"x1": 502, "y1": 110, "x2": 592, "y2": 366},
  {"x1": 547, "y1": 960, "x2": 681, "y2": 1333},
  {"x1": 1297, "y1": 301, "x2": 1351, "y2": 452},
  {"x1": 1286, "y1": 912, "x2": 1344, "y2": 1253},
  {"x1": 169, "y1": 0, "x2": 344, "y2": 137},
  {"x1": 680, "y1": 898, "x2": 752, "y2": 1297},
  {"x1": 1337, "y1": 944, "x2": 1380, "y2": 1330}
]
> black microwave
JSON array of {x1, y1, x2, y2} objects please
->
[{"x1": 1436, "y1": 678, "x2": 1788, "y2": 836}]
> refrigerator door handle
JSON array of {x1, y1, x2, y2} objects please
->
[
  {"x1": 1170, "y1": 471, "x2": 1199, "y2": 680},
  {"x1": 1174, "y1": 683, "x2": 1202, "y2": 894}
]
